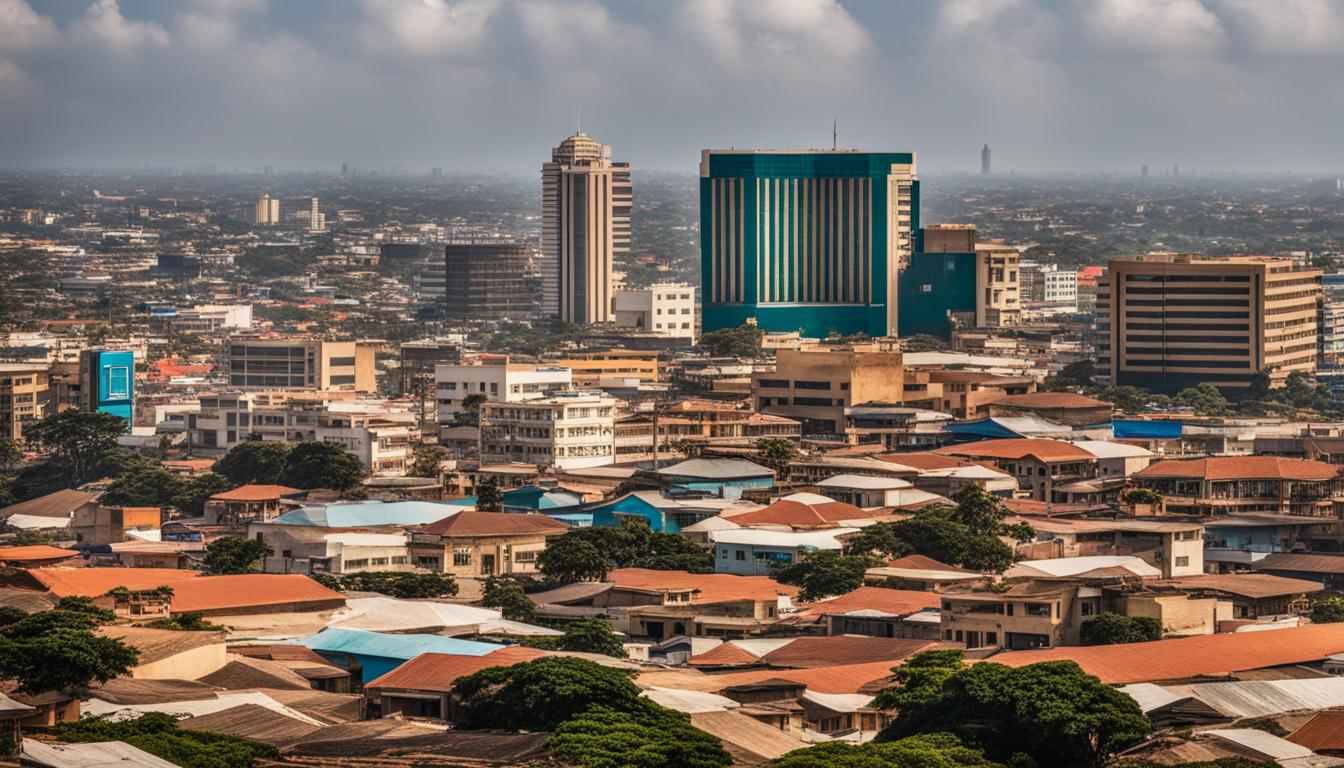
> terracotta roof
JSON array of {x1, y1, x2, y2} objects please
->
[
  {"x1": 711, "y1": 660, "x2": 903, "y2": 694},
  {"x1": 27, "y1": 566, "x2": 201, "y2": 596},
  {"x1": 609, "y1": 568, "x2": 799, "y2": 602},
  {"x1": 989, "y1": 392, "x2": 1113, "y2": 410},
  {"x1": 934, "y1": 438, "x2": 1094, "y2": 462},
  {"x1": 229, "y1": 645, "x2": 335, "y2": 665},
  {"x1": 795, "y1": 586, "x2": 941, "y2": 619},
  {"x1": 0, "y1": 488, "x2": 97, "y2": 519},
  {"x1": 991, "y1": 623, "x2": 1344, "y2": 684},
  {"x1": 1136, "y1": 456, "x2": 1340, "y2": 482},
  {"x1": 1160, "y1": 573, "x2": 1324, "y2": 599},
  {"x1": 417, "y1": 511, "x2": 571, "y2": 537},
  {"x1": 723, "y1": 498, "x2": 866, "y2": 529},
  {"x1": 757, "y1": 636, "x2": 936, "y2": 669},
  {"x1": 170, "y1": 574, "x2": 345, "y2": 613},
  {"x1": 210, "y1": 484, "x2": 302, "y2": 502},
  {"x1": 161, "y1": 459, "x2": 217, "y2": 471},
  {"x1": 885, "y1": 554, "x2": 977, "y2": 574},
  {"x1": 874, "y1": 453, "x2": 970, "y2": 470},
  {"x1": 688, "y1": 643, "x2": 762, "y2": 667},
  {"x1": 0, "y1": 545, "x2": 80, "y2": 563},
  {"x1": 1287, "y1": 709, "x2": 1344, "y2": 752},
  {"x1": 364, "y1": 647, "x2": 544, "y2": 692},
  {"x1": 1258, "y1": 552, "x2": 1344, "y2": 575}
]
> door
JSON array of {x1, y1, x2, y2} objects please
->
[{"x1": 481, "y1": 554, "x2": 496, "y2": 576}]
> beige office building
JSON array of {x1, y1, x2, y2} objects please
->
[
  {"x1": 541, "y1": 132, "x2": 630, "y2": 324},
  {"x1": 254, "y1": 193, "x2": 280, "y2": 226},
  {"x1": 752, "y1": 343, "x2": 904, "y2": 435},
  {"x1": 1097, "y1": 254, "x2": 1321, "y2": 393},
  {"x1": 225, "y1": 338, "x2": 375, "y2": 392},
  {"x1": 0, "y1": 363, "x2": 50, "y2": 441}
]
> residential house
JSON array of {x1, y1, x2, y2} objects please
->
[
  {"x1": 407, "y1": 511, "x2": 570, "y2": 577},
  {"x1": 363, "y1": 647, "x2": 545, "y2": 720},
  {"x1": 296, "y1": 628, "x2": 503, "y2": 688},
  {"x1": 1018, "y1": 517, "x2": 1205, "y2": 578},
  {"x1": 1132, "y1": 456, "x2": 1344, "y2": 518},
  {"x1": 933, "y1": 438, "x2": 1099, "y2": 501},
  {"x1": 790, "y1": 585, "x2": 943, "y2": 639},
  {"x1": 204, "y1": 485, "x2": 303, "y2": 527},
  {"x1": 652, "y1": 457, "x2": 776, "y2": 496},
  {"x1": 71, "y1": 505, "x2": 162, "y2": 545},
  {"x1": 710, "y1": 528, "x2": 856, "y2": 576}
]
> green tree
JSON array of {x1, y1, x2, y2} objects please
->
[
  {"x1": 202, "y1": 536, "x2": 272, "y2": 575},
  {"x1": 537, "y1": 519, "x2": 714, "y2": 584},
  {"x1": 0, "y1": 602, "x2": 138, "y2": 695},
  {"x1": 461, "y1": 393, "x2": 489, "y2": 426},
  {"x1": 172, "y1": 472, "x2": 235, "y2": 516},
  {"x1": 333, "y1": 571, "x2": 457, "y2": 598},
  {"x1": 1175, "y1": 384, "x2": 1229, "y2": 416},
  {"x1": 277, "y1": 440, "x2": 365, "y2": 491},
  {"x1": 100, "y1": 466, "x2": 185, "y2": 509},
  {"x1": 776, "y1": 550, "x2": 877, "y2": 601},
  {"x1": 1311, "y1": 595, "x2": 1344, "y2": 624},
  {"x1": 554, "y1": 618, "x2": 628, "y2": 658},
  {"x1": 753, "y1": 437, "x2": 799, "y2": 478},
  {"x1": 1088, "y1": 385, "x2": 1152, "y2": 413},
  {"x1": 771, "y1": 732, "x2": 1001, "y2": 768},
  {"x1": 454, "y1": 656, "x2": 647, "y2": 731},
  {"x1": 1121, "y1": 488, "x2": 1163, "y2": 507},
  {"x1": 873, "y1": 650, "x2": 966, "y2": 713},
  {"x1": 902, "y1": 334, "x2": 950, "y2": 353},
  {"x1": 878, "y1": 660, "x2": 1149, "y2": 768},
  {"x1": 410, "y1": 444, "x2": 450, "y2": 478},
  {"x1": 537, "y1": 531, "x2": 612, "y2": 583},
  {"x1": 1079, "y1": 613, "x2": 1163, "y2": 645},
  {"x1": 214, "y1": 440, "x2": 293, "y2": 485},
  {"x1": 475, "y1": 476, "x2": 503, "y2": 512},
  {"x1": 550, "y1": 705, "x2": 731, "y2": 768},
  {"x1": 54, "y1": 712, "x2": 276, "y2": 768},
  {"x1": 697, "y1": 323, "x2": 764, "y2": 358},
  {"x1": 23, "y1": 409, "x2": 127, "y2": 486},
  {"x1": 480, "y1": 576, "x2": 536, "y2": 622},
  {"x1": 1047, "y1": 360, "x2": 1098, "y2": 391}
]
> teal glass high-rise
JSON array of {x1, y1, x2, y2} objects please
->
[{"x1": 700, "y1": 150, "x2": 919, "y2": 338}]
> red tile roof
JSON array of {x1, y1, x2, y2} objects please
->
[
  {"x1": 0, "y1": 545, "x2": 80, "y2": 563},
  {"x1": 209, "y1": 484, "x2": 301, "y2": 502},
  {"x1": 757, "y1": 636, "x2": 936, "y2": 669},
  {"x1": 708, "y1": 660, "x2": 904, "y2": 695},
  {"x1": 989, "y1": 392, "x2": 1113, "y2": 409},
  {"x1": 885, "y1": 554, "x2": 975, "y2": 573},
  {"x1": 991, "y1": 623, "x2": 1344, "y2": 684},
  {"x1": 934, "y1": 438, "x2": 1094, "y2": 462},
  {"x1": 364, "y1": 647, "x2": 545, "y2": 692},
  {"x1": 28, "y1": 567, "x2": 202, "y2": 596},
  {"x1": 795, "y1": 586, "x2": 941, "y2": 619},
  {"x1": 1136, "y1": 456, "x2": 1340, "y2": 482},
  {"x1": 169, "y1": 574, "x2": 344, "y2": 613},
  {"x1": 724, "y1": 499, "x2": 866, "y2": 529},
  {"x1": 688, "y1": 643, "x2": 762, "y2": 667},
  {"x1": 418, "y1": 511, "x2": 571, "y2": 537},
  {"x1": 609, "y1": 568, "x2": 799, "y2": 603}
]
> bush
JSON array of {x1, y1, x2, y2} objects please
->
[
  {"x1": 324, "y1": 571, "x2": 457, "y2": 598},
  {"x1": 771, "y1": 733, "x2": 1002, "y2": 768},
  {"x1": 1079, "y1": 613, "x2": 1162, "y2": 646},
  {"x1": 549, "y1": 705, "x2": 730, "y2": 768}
]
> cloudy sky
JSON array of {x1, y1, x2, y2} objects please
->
[{"x1": 2, "y1": 0, "x2": 1344, "y2": 174}]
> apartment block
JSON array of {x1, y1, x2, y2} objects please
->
[
  {"x1": 553, "y1": 349, "x2": 660, "y2": 387},
  {"x1": 433, "y1": 358, "x2": 572, "y2": 424},
  {"x1": 225, "y1": 338, "x2": 375, "y2": 393},
  {"x1": 1097, "y1": 254, "x2": 1322, "y2": 392},
  {"x1": 752, "y1": 344, "x2": 904, "y2": 435},
  {"x1": 444, "y1": 242, "x2": 536, "y2": 321},
  {"x1": 1020, "y1": 261, "x2": 1078, "y2": 314},
  {"x1": 479, "y1": 391, "x2": 617, "y2": 470},
  {"x1": 0, "y1": 363, "x2": 49, "y2": 441},
  {"x1": 612, "y1": 283, "x2": 697, "y2": 342}
]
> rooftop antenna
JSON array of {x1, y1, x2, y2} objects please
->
[
  {"x1": 577, "y1": 105, "x2": 581, "y2": 134},
  {"x1": 832, "y1": 118, "x2": 837, "y2": 151}
]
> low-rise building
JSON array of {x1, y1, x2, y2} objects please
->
[
  {"x1": 553, "y1": 349, "x2": 661, "y2": 387},
  {"x1": 408, "y1": 511, "x2": 570, "y2": 577},
  {"x1": 613, "y1": 283, "x2": 697, "y2": 342},
  {"x1": 933, "y1": 438, "x2": 1099, "y2": 501},
  {"x1": 1132, "y1": 456, "x2": 1344, "y2": 517},
  {"x1": 479, "y1": 391, "x2": 617, "y2": 470},
  {"x1": 0, "y1": 362, "x2": 49, "y2": 441},
  {"x1": 433, "y1": 358, "x2": 572, "y2": 425},
  {"x1": 754, "y1": 344, "x2": 904, "y2": 436}
]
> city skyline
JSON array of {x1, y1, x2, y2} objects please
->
[{"x1": 3, "y1": 0, "x2": 1344, "y2": 174}]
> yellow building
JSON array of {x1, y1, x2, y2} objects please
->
[
  {"x1": 0, "y1": 363, "x2": 49, "y2": 441},
  {"x1": 752, "y1": 344, "x2": 904, "y2": 435},
  {"x1": 1098, "y1": 255, "x2": 1321, "y2": 392},
  {"x1": 554, "y1": 349, "x2": 660, "y2": 386},
  {"x1": 225, "y1": 337, "x2": 376, "y2": 392}
]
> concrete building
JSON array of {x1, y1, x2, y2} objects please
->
[
  {"x1": 254, "y1": 193, "x2": 280, "y2": 226},
  {"x1": 79, "y1": 349, "x2": 133, "y2": 426},
  {"x1": 0, "y1": 363, "x2": 49, "y2": 441},
  {"x1": 166, "y1": 304, "x2": 253, "y2": 332},
  {"x1": 1320, "y1": 274, "x2": 1344, "y2": 393},
  {"x1": 479, "y1": 391, "x2": 617, "y2": 470},
  {"x1": 700, "y1": 150, "x2": 918, "y2": 337},
  {"x1": 1019, "y1": 261, "x2": 1078, "y2": 314},
  {"x1": 613, "y1": 283, "x2": 697, "y2": 342},
  {"x1": 900, "y1": 224, "x2": 1020, "y2": 338},
  {"x1": 307, "y1": 196, "x2": 325, "y2": 233},
  {"x1": 553, "y1": 349, "x2": 660, "y2": 387},
  {"x1": 225, "y1": 338, "x2": 375, "y2": 392},
  {"x1": 408, "y1": 511, "x2": 569, "y2": 577},
  {"x1": 433, "y1": 358, "x2": 572, "y2": 425},
  {"x1": 1097, "y1": 255, "x2": 1322, "y2": 392},
  {"x1": 753, "y1": 344, "x2": 904, "y2": 435},
  {"x1": 541, "y1": 131, "x2": 630, "y2": 324},
  {"x1": 1132, "y1": 456, "x2": 1343, "y2": 518},
  {"x1": 443, "y1": 243, "x2": 536, "y2": 321}
]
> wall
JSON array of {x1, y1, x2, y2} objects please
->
[{"x1": 130, "y1": 643, "x2": 228, "y2": 680}]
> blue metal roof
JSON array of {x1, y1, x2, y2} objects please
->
[
  {"x1": 296, "y1": 628, "x2": 500, "y2": 660},
  {"x1": 1112, "y1": 419, "x2": 1182, "y2": 439},
  {"x1": 946, "y1": 418, "x2": 1021, "y2": 440},
  {"x1": 275, "y1": 501, "x2": 465, "y2": 528}
]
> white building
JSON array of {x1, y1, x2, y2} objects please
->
[
  {"x1": 434, "y1": 359, "x2": 572, "y2": 424},
  {"x1": 307, "y1": 196, "x2": 326, "y2": 233},
  {"x1": 169, "y1": 305, "x2": 253, "y2": 332},
  {"x1": 479, "y1": 391, "x2": 617, "y2": 470},
  {"x1": 1020, "y1": 261, "x2": 1078, "y2": 314},
  {"x1": 613, "y1": 283, "x2": 697, "y2": 342}
]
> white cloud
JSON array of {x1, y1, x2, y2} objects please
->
[
  {"x1": 1214, "y1": 0, "x2": 1344, "y2": 55},
  {"x1": 71, "y1": 0, "x2": 170, "y2": 54},
  {"x1": 1081, "y1": 0, "x2": 1227, "y2": 56},
  {"x1": 0, "y1": 0, "x2": 58, "y2": 54},
  {"x1": 680, "y1": 0, "x2": 870, "y2": 78},
  {"x1": 358, "y1": 0, "x2": 499, "y2": 59},
  {"x1": 516, "y1": 0, "x2": 647, "y2": 62}
]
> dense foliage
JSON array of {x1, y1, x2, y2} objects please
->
[
  {"x1": 776, "y1": 550, "x2": 878, "y2": 601},
  {"x1": 549, "y1": 705, "x2": 731, "y2": 768},
  {"x1": 753, "y1": 437, "x2": 800, "y2": 477},
  {"x1": 0, "y1": 597, "x2": 138, "y2": 694},
  {"x1": 276, "y1": 440, "x2": 366, "y2": 491},
  {"x1": 846, "y1": 485, "x2": 1031, "y2": 573},
  {"x1": 100, "y1": 464, "x2": 232, "y2": 515},
  {"x1": 521, "y1": 618, "x2": 627, "y2": 658},
  {"x1": 55, "y1": 712, "x2": 277, "y2": 768},
  {"x1": 1079, "y1": 613, "x2": 1163, "y2": 646},
  {"x1": 877, "y1": 656, "x2": 1149, "y2": 768},
  {"x1": 312, "y1": 570, "x2": 458, "y2": 598},
  {"x1": 537, "y1": 518, "x2": 713, "y2": 583},
  {"x1": 480, "y1": 576, "x2": 536, "y2": 622},
  {"x1": 696, "y1": 323, "x2": 764, "y2": 358},
  {"x1": 215, "y1": 440, "x2": 294, "y2": 485},
  {"x1": 1311, "y1": 595, "x2": 1344, "y2": 624},
  {"x1": 202, "y1": 536, "x2": 273, "y2": 575},
  {"x1": 475, "y1": 476, "x2": 503, "y2": 512},
  {"x1": 771, "y1": 733, "x2": 1002, "y2": 768},
  {"x1": 23, "y1": 409, "x2": 127, "y2": 486}
]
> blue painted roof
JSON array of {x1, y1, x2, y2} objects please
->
[
  {"x1": 296, "y1": 628, "x2": 500, "y2": 660},
  {"x1": 1112, "y1": 419, "x2": 1182, "y2": 439},
  {"x1": 275, "y1": 501, "x2": 465, "y2": 528}
]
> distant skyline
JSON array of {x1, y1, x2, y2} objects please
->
[{"x1": 4, "y1": 0, "x2": 1344, "y2": 174}]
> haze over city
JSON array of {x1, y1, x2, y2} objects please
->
[{"x1": 4, "y1": 0, "x2": 1344, "y2": 173}]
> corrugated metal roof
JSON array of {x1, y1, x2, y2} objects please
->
[
  {"x1": 296, "y1": 628, "x2": 500, "y2": 660},
  {"x1": 1202, "y1": 729, "x2": 1314, "y2": 760},
  {"x1": 1153, "y1": 678, "x2": 1344, "y2": 719},
  {"x1": 642, "y1": 687, "x2": 740, "y2": 714},
  {"x1": 276, "y1": 501, "x2": 466, "y2": 528},
  {"x1": 21, "y1": 739, "x2": 179, "y2": 768}
]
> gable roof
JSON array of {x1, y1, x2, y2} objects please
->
[
  {"x1": 756, "y1": 636, "x2": 936, "y2": 669},
  {"x1": 933, "y1": 438, "x2": 1094, "y2": 462},
  {"x1": 26, "y1": 566, "x2": 201, "y2": 596},
  {"x1": 875, "y1": 452, "x2": 971, "y2": 470},
  {"x1": 1288, "y1": 709, "x2": 1344, "y2": 753},
  {"x1": 1257, "y1": 552, "x2": 1344, "y2": 575},
  {"x1": 608, "y1": 568, "x2": 798, "y2": 602},
  {"x1": 363, "y1": 647, "x2": 545, "y2": 692},
  {"x1": 992, "y1": 623, "x2": 1344, "y2": 684},
  {"x1": 1004, "y1": 555, "x2": 1161, "y2": 579},
  {"x1": 1137, "y1": 456, "x2": 1340, "y2": 482},
  {"x1": 417, "y1": 510, "x2": 570, "y2": 537},
  {"x1": 688, "y1": 642, "x2": 762, "y2": 667},
  {"x1": 0, "y1": 489, "x2": 97, "y2": 520},
  {"x1": 795, "y1": 586, "x2": 942, "y2": 619},
  {"x1": 723, "y1": 498, "x2": 866, "y2": 529},
  {"x1": 209, "y1": 484, "x2": 301, "y2": 502}
]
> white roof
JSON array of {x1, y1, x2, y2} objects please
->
[
  {"x1": 902, "y1": 609, "x2": 943, "y2": 624},
  {"x1": 1202, "y1": 729, "x2": 1313, "y2": 761},
  {"x1": 1146, "y1": 677, "x2": 1344, "y2": 719},
  {"x1": 476, "y1": 617, "x2": 564, "y2": 636},
  {"x1": 681, "y1": 516, "x2": 742, "y2": 533},
  {"x1": 642, "y1": 687, "x2": 741, "y2": 714},
  {"x1": 710, "y1": 528, "x2": 857, "y2": 550},
  {"x1": 889, "y1": 489, "x2": 946, "y2": 507},
  {"x1": 5, "y1": 513, "x2": 71, "y2": 530},
  {"x1": 918, "y1": 464, "x2": 1013, "y2": 480},
  {"x1": 125, "y1": 528, "x2": 161, "y2": 542},
  {"x1": 0, "y1": 692, "x2": 35, "y2": 715},
  {"x1": 1005, "y1": 555, "x2": 1161, "y2": 579},
  {"x1": 802, "y1": 690, "x2": 875, "y2": 713},
  {"x1": 778, "y1": 492, "x2": 839, "y2": 505},
  {"x1": 1070, "y1": 440, "x2": 1155, "y2": 459},
  {"x1": 22, "y1": 740, "x2": 180, "y2": 768},
  {"x1": 816, "y1": 474, "x2": 913, "y2": 491},
  {"x1": 1119, "y1": 683, "x2": 1187, "y2": 713},
  {"x1": 726, "y1": 638, "x2": 797, "y2": 657},
  {"x1": 866, "y1": 566, "x2": 979, "y2": 582},
  {"x1": 326, "y1": 596, "x2": 555, "y2": 635},
  {"x1": 1235, "y1": 616, "x2": 1301, "y2": 632},
  {"x1": 83, "y1": 690, "x2": 323, "y2": 726}
]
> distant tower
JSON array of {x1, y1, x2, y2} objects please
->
[
  {"x1": 541, "y1": 132, "x2": 630, "y2": 324},
  {"x1": 307, "y1": 196, "x2": 325, "y2": 232},
  {"x1": 1173, "y1": 164, "x2": 1180, "y2": 176},
  {"x1": 981, "y1": 144, "x2": 991, "y2": 176},
  {"x1": 254, "y1": 193, "x2": 279, "y2": 226},
  {"x1": 1141, "y1": 164, "x2": 1148, "y2": 178}
]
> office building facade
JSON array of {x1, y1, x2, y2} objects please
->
[
  {"x1": 225, "y1": 338, "x2": 375, "y2": 392},
  {"x1": 0, "y1": 363, "x2": 50, "y2": 441},
  {"x1": 443, "y1": 243, "x2": 536, "y2": 321},
  {"x1": 1097, "y1": 254, "x2": 1322, "y2": 393},
  {"x1": 79, "y1": 349, "x2": 133, "y2": 426},
  {"x1": 541, "y1": 132, "x2": 630, "y2": 324},
  {"x1": 899, "y1": 224, "x2": 1020, "y2": 339},
  {"x1": 700, "y1": 150, "x2": 918, "y2": 338}
]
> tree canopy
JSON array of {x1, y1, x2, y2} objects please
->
[
  {"x1": 23, "y1": 409, "x2": 127, "y2": 487},
  {"x1": 537, "y1": 519, "x2": 713, "y2": 584},
  {"x1": 100, "y1": 465, "x2": 232, "y2": 516},
  {"x1": 1080, "y1": 613, "x2": 1163, "y2": 646},
  {"x1": 320, "y1": 570, "x2": 458, "y2": 599},
  {"x1": 0, "y1": 597, "x2": 138, "y2": 695},
  {"x1": 753, "y1": 437, "x2": 800, "y2": 477},
  {"x1": 770, "y1": 733, "x2": 1002, "y2": 768},
  {"x1": 1311, "y1": 595, "x2": 1344, "y2": 624},
  {"x1": 697, "y1": 323, "x2": 765, "y2": 358},
  {"x1": 775, "y1": 550, "x2": 877, "y2": 601},
  {"x1": 202, "y1": 536, "x2": 273, "y2": 575},
  {"x1": 276, "y1": 440, "x2": 365, "y2": 491},
  {"x1": 480, "y1": 576, "x2": 536, "y2": 622},
  {"x1": 521, "y1": 618, "x2": 628, "y2": 658},
  {"x1": 475, "y1": 476, "x2": 503, "y2": 512},
  {"x1": 550, "y1": 705, "x2": 731, "y2": 768},
  {"x1": 455, "y1": 656, "x2": 647, "y2": 732},
  {"x1": 846, "y1": 485, "x2": 1029, "y2": 573},
  {"x1": 214, "y1": 440, "x2": 293, "y2": 485},
  {"x1": 54, "y1": 712, "x2": 277, "y2": 768}
]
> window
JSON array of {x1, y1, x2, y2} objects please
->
[
  {"x1": 735, "y1": 550, "x2": 746, "y2": 561},
  {"x1": 453, "y1": 549, "x2": 472, "y2": 566},
  {"x1": 1175, "y1": 556, "x2": 1190, "y2": 567},
  {"x1": 107, "y1": 366, "x2": 130, "y2": 399},
  {"x1": 515, "y1": 550, "x2": 536, "y2": 563}
]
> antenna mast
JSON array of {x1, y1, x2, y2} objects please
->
[{"x1": 832, "y1": 118, "x2": 837, "y2": 151}]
